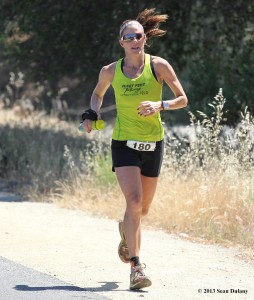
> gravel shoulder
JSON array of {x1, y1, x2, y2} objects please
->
[{"x1": 0, "y1": 197, "x2": 253, "y2": 300}]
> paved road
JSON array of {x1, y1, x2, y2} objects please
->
[
  {"x1": 0, "y1": 256, "x2": 108, "y2": 300},
  {"x1": 0, "y1": 188, "x2": 108, "y2": 300}
]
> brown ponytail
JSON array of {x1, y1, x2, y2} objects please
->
[
  {"x1": 136, "y1": 8, "x2": 168, "y2": 40},
  {"x1": 119, "y1": 8, "x2": 168, "y2": 40}
]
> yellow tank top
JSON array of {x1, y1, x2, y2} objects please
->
[{"x1": 112, "y1": 53, "x2": 164, "y2": 141}]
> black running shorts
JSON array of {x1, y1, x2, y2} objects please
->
[{"x1": 111, "y1": 139, "x2": 164, "y2": 177}]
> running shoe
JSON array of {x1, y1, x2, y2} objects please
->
[
  {"x1": 130, "y1": 263, "x2": 152, "y2": 290},
  {"x1": 118, "y1": 221, "x2": 130, "y2": 263}
]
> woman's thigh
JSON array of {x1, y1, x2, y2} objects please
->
[{"x1": 115, "y1": 166, "x2": 142, "y2": 205}]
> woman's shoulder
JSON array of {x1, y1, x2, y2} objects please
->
[
  {"x1": 101, "y1": 61, "x2": 117, "y2": 74},
  {"x1": 149, "y1": 55, "x2": 176, "y2": 82},
  {"x1": 99, "y1": 61, "x2": 118, "y2": 82},
  {"x1": 150, "y1": 55, "x2": 171, "y2": 67},
  {"x1": 151, "y1": 55, "x2": 175, "y2": 73}
]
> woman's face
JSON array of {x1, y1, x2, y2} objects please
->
[{"x1": 119, "y1": 24, "x2": 146, "y2": 54}]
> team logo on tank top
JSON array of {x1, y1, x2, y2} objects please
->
[{"x1": 121, "y1": 83, "x2": 148, "y2": 96}]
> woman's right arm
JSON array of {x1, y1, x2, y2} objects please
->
[{"x1": 84, "y1": 62, "x2": 115, "y2": 132}]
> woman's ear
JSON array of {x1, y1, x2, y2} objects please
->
[
  {"x1": 144, "y1": 34, "x2": 148, "y2": 46},
  {"x1": 119, "y1": 40, "x2": 124, "y2": 48}
]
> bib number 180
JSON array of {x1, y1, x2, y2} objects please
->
[{"x1": 127, "y1": 140, "x2": 156, "y2": 151}]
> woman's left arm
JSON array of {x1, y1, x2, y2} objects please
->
[
  {"x1": 137, "y1": 57, "x2": 188, "y2": 116},
  {"x1": 155, "y1": 56, "x2": 188, "y2": 110}
]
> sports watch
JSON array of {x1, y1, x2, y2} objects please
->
[{"x1": 162, "y1": 101, "x2": 170, "y2": 110}]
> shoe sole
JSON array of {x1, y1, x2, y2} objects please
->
[
  {"x1": 118, "y1": 221, "x2": 130, "y2": 263},
  {"x1": 130, "y1": 278, "x2": 152, "y2": 290}
]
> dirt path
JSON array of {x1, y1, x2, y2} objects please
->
[{"x1": 0, "y1": 199, "x2": 253, "y2": 300}]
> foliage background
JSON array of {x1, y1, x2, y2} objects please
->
[
  {"x1": 0, "y1": 2, "x2": 253, "y2": 248},
  {"x1": 0, "y1": 0, "x2": 253, "y2": 124}
]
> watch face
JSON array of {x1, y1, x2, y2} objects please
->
[{"x1": 163, "y1": 101, "x2": 170, "y2": 110}]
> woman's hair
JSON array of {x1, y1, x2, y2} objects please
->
[{"x1": 119, "y1": 8, "x2": 168, "y2": 40}]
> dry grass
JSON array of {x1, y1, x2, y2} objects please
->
[
  {"x1": 51, "y1": 144, "x2": 254, "y2": 249},
  {"x1": 0, "y1": 107, "x2": 89, "y2": 195},
  {"x1": 150, "y1": 171, "x2": 254, "y2": 246},
  {"x1": 1, "y1": 89, "x2": 254, "y2": 251}
]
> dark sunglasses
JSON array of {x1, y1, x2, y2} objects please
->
[{"x1": 121, "y1": 33, "x2": 143, "y2": 42}]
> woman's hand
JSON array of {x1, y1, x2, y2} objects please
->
[
  {"x1": 83, "y1": 112, "x2": 102, "y2": 133},
  {"x1": 83, "y1": 119, "x2": 92, "y2": 133},
  {"x1": 137, "y1": 100, "x2": 162, "y2": 116}
]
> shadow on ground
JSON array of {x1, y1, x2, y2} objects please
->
[{"x1": 15, "y1": 282, "x2": 148, "y2": 293}]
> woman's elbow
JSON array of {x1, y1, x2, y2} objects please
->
[
  {"x1": 184, "y1": 95, "x2": 188, "y2": 107},
  {"x1": 181, "y1": 95, "x2": 188, "y2": 108}
]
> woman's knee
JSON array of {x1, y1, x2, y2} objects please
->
[
  {"x1": 125, "y1": 192, "x2": 142, "y2": 213},
  {"x1": 142, "y1": 205, "x2": 150, "y2": 217}
]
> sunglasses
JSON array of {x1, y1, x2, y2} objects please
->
[{"x1": 121, "y1": 33, "x2": 144, "y2": 42}]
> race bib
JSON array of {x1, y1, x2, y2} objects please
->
[{"x1": 127, "y1": 140, "x2": 156, "y2": 151}]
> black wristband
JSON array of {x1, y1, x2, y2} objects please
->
[{"x1": 81, "y1": 109, "x2": 98, "y2": 121}]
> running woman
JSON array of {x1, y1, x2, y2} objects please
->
[{"x1": 82, "y1": 8, "x2": 188, "y2": 290}]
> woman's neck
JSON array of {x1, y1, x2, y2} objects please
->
[
  {"x1": 124, "y1": 53, "x2": 145, "y2": 70},
  {"x1": 122, "y1": 53, "x2": 145, "y2": 79}
]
